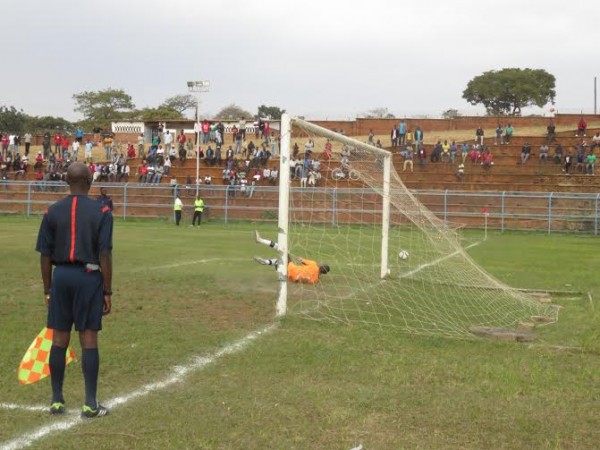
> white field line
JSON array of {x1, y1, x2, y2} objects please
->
[
  {"x1": 128, "y1": 257, "x2": 250, "y2": 272},
  {"x1": 0, "y1": 323, "x2": 278, "y2": 450},
  {"x1": 0, "y1": 404, "x2": 48, "y2": 413}
]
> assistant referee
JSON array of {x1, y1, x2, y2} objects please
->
[{"x1": 36, "y1": 162, "x2": 113, "y2": 418}]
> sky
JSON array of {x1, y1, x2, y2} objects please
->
[{"x1": 2, "y1": 0, "x2": 599, "y2": 121}]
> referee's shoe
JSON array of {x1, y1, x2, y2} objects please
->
[{"x1": 81, "y1": 404, "x2": 109, "y2": 418}]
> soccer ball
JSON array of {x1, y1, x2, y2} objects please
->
[{"x1": 398, "y1": 250, "x2": 409, "y2": 260}]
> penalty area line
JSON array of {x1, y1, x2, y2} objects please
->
[{"x1": 0, "y1": 323, "x2": 278, "y2": 450}]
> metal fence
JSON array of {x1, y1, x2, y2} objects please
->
[{"x1": 1, "y1": 180, "x2": 599, "y2": 234}]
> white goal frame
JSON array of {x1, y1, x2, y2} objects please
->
[{"x1": 276, "y1": 114, "x2": 391, "y2": 317}]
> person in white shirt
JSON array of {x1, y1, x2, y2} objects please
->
[
  {"x1": 24, "y1": 132, "x2": 32, "y2": 156},
  {"x1": 108, "y1": 163, "x2": 118, "y2": 182},
  {"x1": 85, "y1": 140, "x2": 93, "y2": 162},
  {"x1": 591, "y1": 133, "x2": 600, "y2": 151},
  {"x1": 137, "y1": 134, "x2": 145, "y2": 158},
  {"x1": 239, "y1": 119, "x2": 247, "y2": 141},
  {"x1": 156, "y1": 145, "x2": 165, "y2": 165},
  {"x1": 93, "y1": 164, "x2": 102, "y2": 182},
  {"x1": 163, "y1": 130, "x2": 173, "y2": 149},
  {"x1": 169, "y1": 146, "x2": 177, "y2": 162},
  {"x1": 193, "y1": 122, "x2": 201, "y2": 145},
  {"x1": 72, "y1": 140, "x2": 80, "y2": 161},
  {"x1": 164, "y1": 157, "x2": 172, "y2": 175},
  {"x1": 119, "y1": 163, "x2": 130, "y2": 182},
  {"x1": 8, "y1": 135, "x2": 15, "y2": 153}
]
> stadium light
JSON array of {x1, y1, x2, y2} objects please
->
[{"x1": 187, "y1": 80, "x2": 211, "y2": 196}]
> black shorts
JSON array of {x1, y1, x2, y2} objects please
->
[{"x1": 47, "y1": 265, "x2": 104, "y2": 332}]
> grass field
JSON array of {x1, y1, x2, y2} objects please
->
[{"x1": 1, "y1": 216, "x2": 600, "y2": 449}]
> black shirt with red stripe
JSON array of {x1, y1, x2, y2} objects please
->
[{"x1": 36, "y1": 194, "x2": 113, "y2": 265}]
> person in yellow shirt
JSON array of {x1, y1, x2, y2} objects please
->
[
  {"x1": 253, "y1": 231, "x2": 330, "y2": 284},
  {"x1": 173, "y1": 195, "x2": 183, "y2": 226},
  {"x1": 192, "y1": 195, "x2": 204, "y2": 226}
]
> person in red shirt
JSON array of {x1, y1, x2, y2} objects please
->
[
  {"x1": 1, "y1": 134, "x2": 9, "y2": 157},
  {"x1": 34, "y1": 151, "x2": 44, "y2": 170},
  {"x1": 60, "y1": 136, "x2": 70, "y2": 158},
  {"x1": 54, "y1": 133, "x2": 62, "y2": 154},
  {"x1": 252, "y1": 231, "x2": 330, "y2": 284},
  {"x1": 577, "y1": 116, "x2": 587, "y2": 137},
  {"x1": 201, "y1": 120, "x2": 210, "y2": 144},
  {"x1": 127, "y1": 144, "x2": 136, "y2": 159},
  {"x1": 138, "y1": 163, "x2": 148, "y2": 183},
  {"x1": 323, "y1": 140, "x2": 333, "y2": 160},
  {"x1": 482, "y1": 149, "x2": 494, "y2": 170},
  {"x1": 177, "y1": 130, "x2": 187, "y2": 148}
]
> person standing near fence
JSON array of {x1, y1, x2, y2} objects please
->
[
  {"x1": 192, "y1": 195, "x2": 204, "y2": 227},
  {"x1": 97, "y1": 187, "x2": 113, "y2": 211},
  {"x1": 174, "y1": 194, "x2": 184, "y2": 226},
  {"x1": 24, "y1": 131, "x2": 32, "y2": 156}
]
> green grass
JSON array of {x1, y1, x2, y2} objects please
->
[{"x1": 1, "y1": 216, "x2": 599, "y2": 449}]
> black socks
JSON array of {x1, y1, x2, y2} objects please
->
[
  {"x1": 81, "y1": 348, "x2": 100, "y2": 408},
  {"x1": 49, "y1": 345, "x2": 67, "y2": 403}
]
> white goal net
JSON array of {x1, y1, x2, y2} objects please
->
[{"x1": 276, "y1": 116, "x2": 558, "y2": 338}]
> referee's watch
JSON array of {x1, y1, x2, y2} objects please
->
[{"x1": 103, "y1": 290, "x2": 113, "y2": 296}]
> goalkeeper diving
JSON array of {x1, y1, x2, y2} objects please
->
[{"x1": 254, "y1": 231, "x2": 330, "y2": 284}]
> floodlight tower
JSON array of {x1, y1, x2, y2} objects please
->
[{"x1": 187, "y1": 80, "x2": 210, "y2": 196}]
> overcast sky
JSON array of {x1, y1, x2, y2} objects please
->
[{"x1": 2, "y1": 0, "x2": 599, "y2": 121}]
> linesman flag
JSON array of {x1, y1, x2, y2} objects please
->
[{"x1": 18, "y1": 327, "x2": 77, "y2": 385}]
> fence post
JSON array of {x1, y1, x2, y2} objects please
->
[
  {"x1": 224, "y1": 185, "x2": 229, "y2": 225},
  {"x1": 26, "y1": 182, "x2": 32, "y2": 217},
  {"x1": 595, "y1": 193, "x2": 600, "y2": 236},
  {"x1": 332, "y1": 188, "x2": 337, "y2": 226},
  {"x1": 172, "y1": 185, "x2": 177, "y2": 224},
  {"x1": 500, "y1": 191, "x2": 505, "y2": 233},
  {"x1": 123, "y1": 183, "x2": 128, "y2": 221},
  {"x1": 443, "y1": 189, "x2": 448, "y2": 225},
  {"x1": 548, "y1": 192, "x2": 554, "y2": 234}
]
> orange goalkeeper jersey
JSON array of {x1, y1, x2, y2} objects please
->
[{"x1": 287, "y1": 258, "x2": 320, "y2": 284}]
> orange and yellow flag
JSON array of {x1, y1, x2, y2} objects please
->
[{"x1": 18, "y1": 327, "x2": 76, "y2": 385}]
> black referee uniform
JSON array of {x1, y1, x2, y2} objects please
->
[
  {"x1": 37, "y1": 194, "x2": 113, "y2": 331},
  {"x1": 36, "y1": 191, "x2": 113, "y2": 416}
]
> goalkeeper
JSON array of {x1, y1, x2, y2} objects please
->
[{"x1": 254, "y1": 231, "x2": 330, "y2": 284}]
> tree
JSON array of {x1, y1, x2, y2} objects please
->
[
  {"x1": 72, "y1": 88, "x2": 135, "y2": 127},
  {"x1": 214, "y1": 104, "x2": 254, "y2": 120},
  {"x1": 442, "y1": 109, "x2": 460, "y2": 119},
  {"x1": 257, "y1": 105, "x2": 285, "y2": 120},
  {"x1": 362, "y1": 107, "x2": 395, "y2": 119},
  {"x1": 462, "y1": 68, "x2": 556, "y2": 116},
  {"x1": 160, "y1": 94, "x2": 197, "y2": 115},
  {"x1": 135, "y1": 107, "x2": 184, "y2": 121},
  {"x1": 26, "y1": 115, "x2": 73, "y2": 133},
  {"x1": 0, "y1": 106, "x2": 28, "y2": 133}
]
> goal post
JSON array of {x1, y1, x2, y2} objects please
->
[
  {"x1": 276, "y1": 114, "x2": 291, "y2": 317},
  {"x1": 278, "y1": 115, "x2": 393, "y2": 316},
  {"x1": 276, "y1": 116, "x2": 558, "y2": 338}
]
